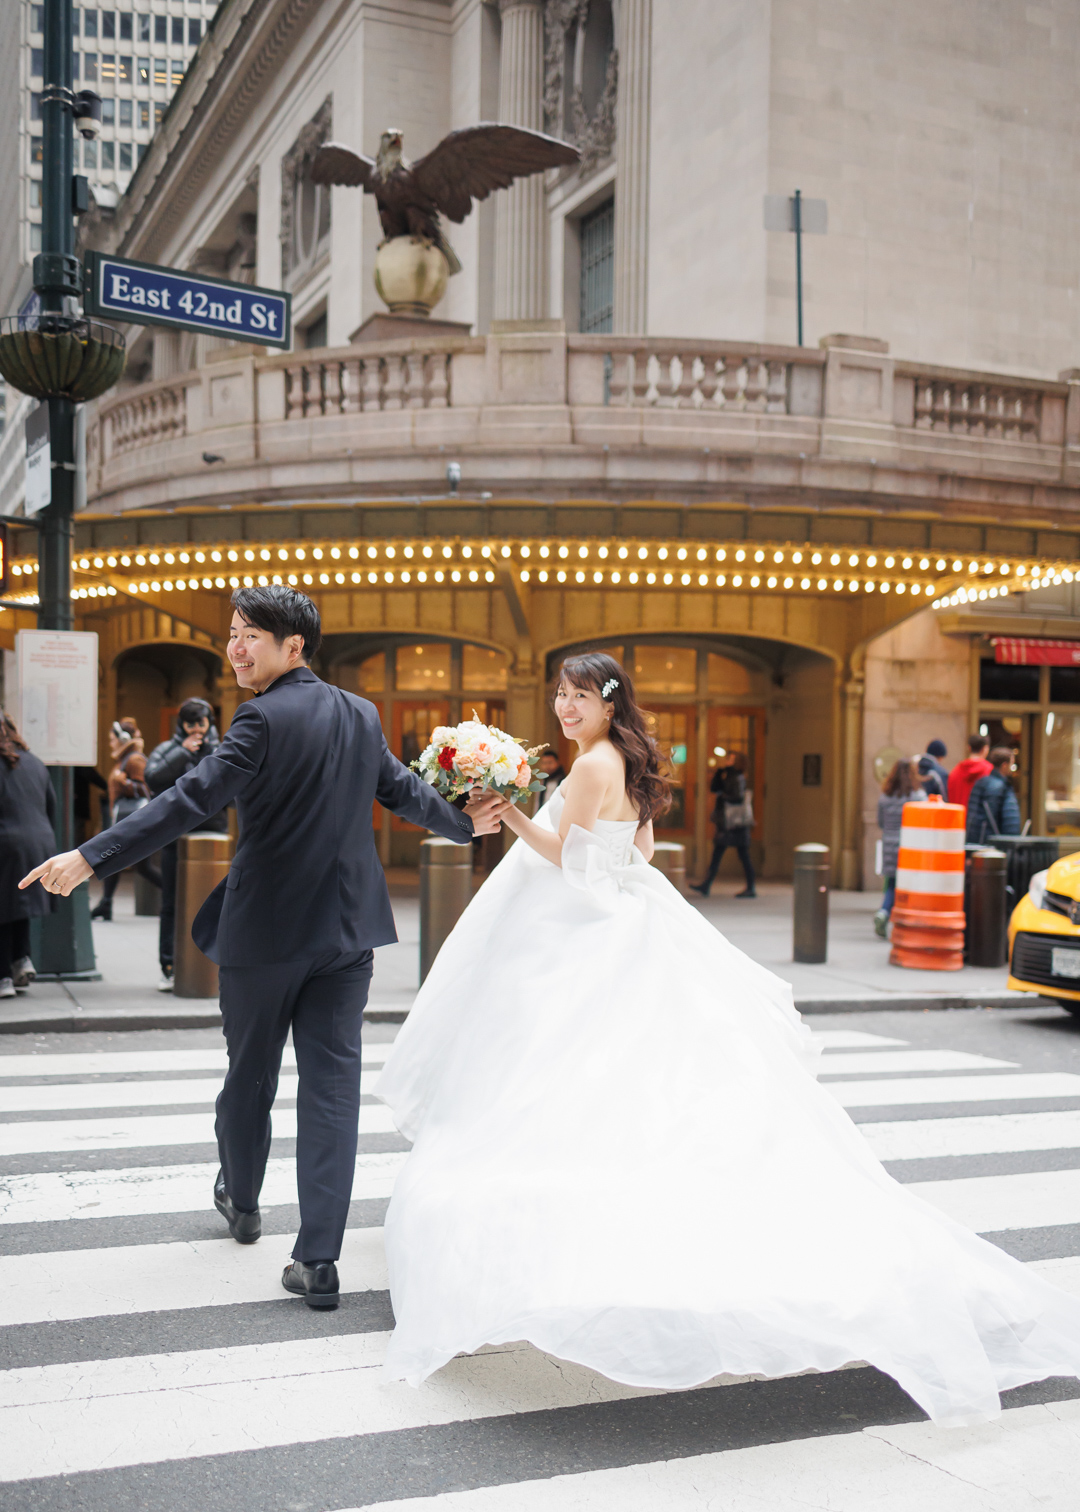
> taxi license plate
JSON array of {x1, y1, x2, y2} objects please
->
[{"x1": 1052, "y1": 947, "x2": 1080, "y2": 979}]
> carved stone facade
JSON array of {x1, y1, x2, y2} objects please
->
[
  {"x1": 544, "y1": 0, "x2": 617, "y2": 178},
  {"x1": 279, "y1": 98, "x2": 333, "y2": 285}
]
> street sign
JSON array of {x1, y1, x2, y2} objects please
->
[
  {"x1": 763, "y1": 194, "x2": 828, "y2": 234},
  {"x1": 18, "y1": 290, "x2": 42, "y2": 329},
  {"x1": 24, "y1": 402, "x2": 51, "y2": 516},
  {"x1": 16, "y1": 629, "x2": 98, "y2": 765},
  {"x1": 83, "y1": 252, "x2": 292, "y2": 350}
]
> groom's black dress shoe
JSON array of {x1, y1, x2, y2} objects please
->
[
  {"x1": 214, "y1": 1170, "x2": 261, "y2": 1244},
  {"x1": 282, "y1": 1260, "x2": 340, "y2": 1309}
]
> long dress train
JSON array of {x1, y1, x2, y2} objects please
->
[{"x1": 374, "y1": 791, "x2": 1080, "y2": 1423}]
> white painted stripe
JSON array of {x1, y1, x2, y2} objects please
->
[
  {"x1": 0, "y1": 1152, "x2": 407, "y2": 1225},
  {"x1": 911, "y1": 1168, "x2": 1080, "y2": 1234},
  {"x1": 828, "y1": 1072, "x2": 1080, "y2": 1108},
  {"x1": 894, "y1": 868, "x2": 965, "y2": 895},
  {"x1": 0, "y1": 1043, "x2": 395, "y2": 1079},
  {"x1": 817, "y1": 1050, "x2": 1017, "y2": 1077},
  {"x1": 0, "y1": 1069, "x2": 383, "y2": 1114},
  {"x1": 342, "y1": 1399, "x2": 1080, "y2": 1512},
  {"x1": 860, "y1": 1109, "x2": 1080, "y2": 1162},
  {"x1": 897, "y1": 826, "x2": 965, "y2": 852},
  {"x1": 0, "y1": 1333, "x2": 663, "y2": 1484},
  {"x1": 0, "y1": 1226, "x2": 389, "y2": 1326},
  {"x1": 0, "y1": 1101, "x2": 398, "y2": 1157},
  {"x1": 812, "y1": 1031, "x2": 909, "y2": 1049}
]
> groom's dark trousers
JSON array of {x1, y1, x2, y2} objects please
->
[{"x1": 79, "y1": 667, "x2": 473, "y2": 1263}]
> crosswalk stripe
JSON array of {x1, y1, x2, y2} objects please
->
[
  {"x1": 0, "y1": 1335, "x2": 664, "y2": 1485},
  {"x1": 860, "y1": 1109, "x2": 1080, "y2": 1161},
  {"x1": 0, "y1": 1069, "x2": 380, "y2": 1114},
  {"x1": 816, "y1": 1049, "x2": 1017, "y2": 1076},
  {"x1": 0, "y1": 1044, "x2": 394, "y2": 1079},
  {"x1": 0, "y1": 1102, "x2": 398, "y2": 1157},
  {"x1": 0, "y1": 1152, "x2": 406, "y2": 1225},
  {"x1": 827, "y1": 1072, "x2": 1080, "y2": 1107},
  {"x1": 911, "y1": 1168, "x2": 1080, "y2": 1234}
]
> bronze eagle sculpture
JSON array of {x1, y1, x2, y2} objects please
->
[{"x1": 311, "y1": 125, "x2": 580, "y2": 275}]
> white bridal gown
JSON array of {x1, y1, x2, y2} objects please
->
[{"x1": 374, "y1": 790, "x2": 1080, "y2": 1422}]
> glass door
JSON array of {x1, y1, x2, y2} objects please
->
[
  {"x1": 391, "y1": 701, "x2": 451, "y2": 832},
  {"x1": 642, "y1": 706, "x2": 695, "y2": 835},
  {"x1": 707, "y1": 707, "x2": 765, "y2": 838},
  {"x1": 980, "y1": 714, "x2": 1033, "y2": 830}
]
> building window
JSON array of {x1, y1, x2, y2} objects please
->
[
  {"x1": 118, "y1": 55, "x2": 132, "y2": 84},
  {"x1": 188, "y1": 18, "x2": 202, "y2": 44},
  {"x1": 31, "y1": 6, "x2": 44, "y2": 33},
  {"x1": 462, "y1": 645, "x2": 509, "y2": 692},
  {"x1": 101, "y1": 97, "x2": 114, "y2": 125},
  {"x1": 83, "y1": 52, "x2": 97, "y2": 82},
  {"x1": 302, "y1": 313, "x2": 328, "y2": 349},
  {"x1": 633, "y1": 645, "x2": 696, "y2": 694},
  {"x1": 171, "y1": 16, "x2": 184, "y2": 43},
  {"x1": 154, "y1": 101, "x2": 165, "y2": 126},
  {"x1": 30, "y1": 93, "x2": 43, "y2": 121},
  {"x1": 100, "y1": 53, "x2": 115, "y2": 83},
  {"x1": 119, "y1": 12, "x2": 131, "y2": 41},
  {"x1": 137, "y1": 99, "x2": 149, "y2": 128},
  {"x1": 83, "y1": 138, "x2": 97, "y2": 169},
  {"x1": 119, "y1": 98, "x2": 131, "y2": 126},
  {"x1": 29, "y1": 181, "x2": 42, "y2": 209},
  {"x1": 30, "y1": 224, "x2": 42, "y2": 252},
  {"x1": 280, "y1": 99, "x2": 332, "y2": 285},
  {"x1": 30, "y1": 136, "x2": 43, "y2": 165},
  {"x1": 101, "y1": 140, "x2": 115, "y2": 170},
  {"x1": 119, "y1": 142, "x2": 132, "y2": 171},
  {"x1": 154, "y1": 15, "x2": 166, "y2": 44},
  {"x1": 170, "y1": 59, "x2": 185, "y2": 86},
  {"x1": 396, "y1": 644, "x2": 451, "y2": 693},
  {"x1": 137, "y1": 57, "x2": 149, "y2": 84},
  {"x1": 579, "y1": 199, "x2": 614, "y2": 333},
  {"x1": 84, "y1": 10, "x2": 98, "y2": 39},
  {"x1": 154, "y1": 57, "x2": 167, "y2": 86},
  {"x1": 137, "y1": 141, "x2": 148, "y2": 164},
  {"x1": 101, "y1": 10, "x2": 115, "y2": 41},
  {"x1": 72, "y1": 51, "x2": 79, "y2": 80},
  {"x1": 138, "y1": 14, "x2": 150, "y2": 42},
  {"x1": 30, "y1": 48, "x2": 44, "y2": 78}
]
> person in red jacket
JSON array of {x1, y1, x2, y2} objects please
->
[{"x1": 947, "y1": 733, "x2": 993, "y2": 810}]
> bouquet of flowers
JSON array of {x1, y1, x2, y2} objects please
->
[{"x1": 412, "y1": 717, "x2": 548, "y2": 806}]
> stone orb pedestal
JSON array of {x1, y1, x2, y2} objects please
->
[{"x1": 374, "y1": 237, "x2": 450, "y2": 317}]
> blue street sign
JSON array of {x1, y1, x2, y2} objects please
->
[{"x1": 83, "y1": 252, "x2": 291, "y2": 350}]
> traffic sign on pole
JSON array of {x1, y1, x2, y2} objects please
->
[{"x1": 83, "y1": 252, "x2": 292, "y2": 349}]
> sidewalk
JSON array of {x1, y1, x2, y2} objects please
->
[{"x1": 0, "y1": 873, "x2": 1047, "y2": 1034}]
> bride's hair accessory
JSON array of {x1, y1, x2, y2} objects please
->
[{"x1": 601, "y1": 678, "x2": 619, "y2": 699}]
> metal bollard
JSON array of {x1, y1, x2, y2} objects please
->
[
  {"x1": 173, "y1": 833, "x2": 233, "y2": 998},
  {"x1": 650, "y1": 841, "x2": 687, "y2": 894},
  {"x1": 793, "y1": 843, "x2": 829, "y2": 963},
  {"x1": 966, "y1": 847, "x2": 1007, "y2": 968},
  {"x1": 419, "y1": 837, "x2": 473, "y2": 984}
]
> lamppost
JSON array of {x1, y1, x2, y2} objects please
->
[{"x1": 0, "y1": 0, "x2": 125, "y2": 974}]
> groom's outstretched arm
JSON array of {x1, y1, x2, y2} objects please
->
[{"x1": 375, "y1": 735, "x2": 475, "y2": 843}]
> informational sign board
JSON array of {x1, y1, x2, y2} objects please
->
[
  {"x1": 83, "y1": 252, "x2": 292, "y2": 350},
  {"x1": 24, "y1": 402, "x2": 51, "y2": 516},
  {"x1": 16, "y1": 630, "x2": 98, "y2": 766},
  {"x1": 763, "y1": 194, "x2": 828, "y2": 234}
]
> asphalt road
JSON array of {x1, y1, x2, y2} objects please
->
[{"x1": 4, "y1": 1005, "x2": 1080, "y2": 1510}]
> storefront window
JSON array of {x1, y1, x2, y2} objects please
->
[
  {"x1": 706, "y1": 653, "x2": 753, "y2": 697},
  {"x1": 633, "y1": 646, "x2": 695, "y2": 694},
  {"x1": 462, "y1": 644, "x2": 508, "y2": 691},
  {"x1": 979, "y1": 659, "x2": 1039, "y2": 702},
  {"x1": 356, "y1": 653, "x2": 384, "y2": 693},
  {"x1": 395, "y1": 643, "x2": 450, "y2": 692},
  {"x1": 1045, "y1": 714, "x2": 1080, "y2": 835},
  {"x1": 1050, "y1": 667, "x2": 1080, "y2": 703}
]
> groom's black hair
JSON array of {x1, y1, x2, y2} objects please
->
[{"x1": 231, "y1": 584, "x2": 322, "y2": 661}]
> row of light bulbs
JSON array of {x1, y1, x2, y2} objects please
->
[{"x1": 932, "y1": 566, "x2": 1078, "y2": 610}]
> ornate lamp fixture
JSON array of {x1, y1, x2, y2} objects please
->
[{"x1": 0, "y1": 314, "x2": 125, "y2": 402}]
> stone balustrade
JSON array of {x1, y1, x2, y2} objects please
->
[{"x1": 83, "y1": 330, "x2": 1080, "y2": 519}]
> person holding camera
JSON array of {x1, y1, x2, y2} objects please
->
[
  {"x1": 90, "y1": 719, "x2": 162, "y2": 923},
  {"x1": 145, "y1": 698, "x2": 228, "y2": 991}
]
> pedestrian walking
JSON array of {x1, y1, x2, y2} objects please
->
[
  {"x1": 144, "y1": 699, "x2": 229, "y2": 991},
  {"x1": 534, "y1": 749, "x2": 566, "y2": 810},
  {"x1": 691, "y1": 751, "x2": 756, "y2": 898},
  {"x1": 947, "y1": 733, "x2": 992, "y2": 810},
  {"x1": 917, "y1": 738, "x2": 949, "y2": 798},
  {"x1": 0, "y1": 714, "x2": 56, "y2": 996},
  {"x1": 966, "y1": 747, "x2": 1022, "y2": 845},
  {"x1": 874, "y1": 757, "x2": 926, "y2": 938},
  {"x1": 89, "y1": 719, "x2": 162, "y2": 921}
]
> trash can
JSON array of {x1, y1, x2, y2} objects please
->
[
  {"x1": 992, "y1": 836, "x2": 1074, "y2": 911},
  {"x1": 420, "y1": 837, "x2": 473, "y2": 984},
  {"x1": 173, "y1": 832, "x2": 233, "y2": 998},
  {"x1": 650, "y1": 841, "x2": 686, "y2": 894},
  {"x1": 966, "y1": 847, "x2": 1007, "y2": 967},
  {"x1": 793, "y1": 843, "x2": 829, "y2": 963}
]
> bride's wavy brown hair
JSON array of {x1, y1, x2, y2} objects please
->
[{"x1": 552, "y1": 651, "x2": 672, "y2": 824}]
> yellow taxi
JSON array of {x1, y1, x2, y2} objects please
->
[{"x1": 1008, "y1": 849, "x2": 1080, "y2": 1013}]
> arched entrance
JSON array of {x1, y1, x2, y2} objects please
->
[
  {"x1": 112, "y1": 642, "x2": 224, "y2": 754},
  {"x1": 547, "y1": 635, "x2": 837, "y2": 876}
]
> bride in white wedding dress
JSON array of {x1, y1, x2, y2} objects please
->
[{"x1": 374, "y1": 651, "x2": 1080, "y2": 1423}]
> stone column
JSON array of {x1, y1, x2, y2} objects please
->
[
  {"x1": 839, "y1": 653, "x2": 866, "y2": 891},
  {"x1": 494, "y1": 0, "x2": 546, "y2": 323},
  {"x1": 613, "y1": 0, "x2": 652, "y2": 334}
]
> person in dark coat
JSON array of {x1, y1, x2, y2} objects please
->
[
  {"x1": 90, "y1": 719, "x2": 162, "y2": 922},
  {"x1": 691, "y1": 751, "x2": 756, "y2": 899},
  {"x1": 966, "y1": 747, "x2": 1022, "y2": 846},
  {"x1": 917, "y1": 739, "x2": 949, "y2": 799},
  {"x1": 0, "y1": 714, "x2": 56, "y2": 996},
  {"x1": 874, "y1": 757, "x2": 926, "y2": 938},
  {"x1": 145, "y1": 698, "x2": 229, "y2": 991}
]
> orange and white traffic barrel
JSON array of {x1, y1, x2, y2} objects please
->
[{"x1": 889, "y1": 794, "x2": 966, "y2": 971}]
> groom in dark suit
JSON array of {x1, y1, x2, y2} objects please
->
[{"x1": 22, "y1": 585, "x2": 502, "y2": 1308}]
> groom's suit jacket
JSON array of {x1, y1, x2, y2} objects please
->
[{"x1": 78, "y1": 667, "x2": 473, "y2": 967}]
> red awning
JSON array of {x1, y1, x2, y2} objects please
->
[{"x1": 992, "y1": 637, "x2": 1080, "y2": 666}]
